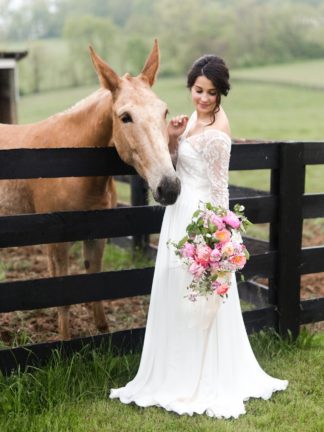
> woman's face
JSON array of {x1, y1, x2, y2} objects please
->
[{"x1": 191, "y1": 75, "x2": 218, "y2": 116}]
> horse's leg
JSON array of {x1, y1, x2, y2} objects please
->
[
  {"x1": 83, "y1": 239, "x2": 108, "y2": 332},
  {"x1": 47, "y1": 242, "x2": 71, "y2": 340}
]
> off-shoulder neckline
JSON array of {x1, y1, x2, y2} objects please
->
[{"x1": 185, "y1": 128, "x2": 231, "y2": 142}]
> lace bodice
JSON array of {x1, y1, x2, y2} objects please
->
[{"x1": 175, "y1": 116, "x2": 232, "y2": 208}]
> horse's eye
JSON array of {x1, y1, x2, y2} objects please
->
[
  {"x1": 164, "y1": 109, "x2": 169, "y2": 119},
  {"x1": 120, "y1": 113, "x2": 133, "y2": 123}
]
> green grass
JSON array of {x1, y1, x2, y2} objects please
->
[
  {"x1": 70, "y1": 241, "x2": 154, "y2": 272},
  {"x1": 231, "y1": 59, "x2": 324, "y2": 89},
  {"x1": 18, "y1": 84, "x2": 97, "y2": 124},
  {"x1": 19, "y1": 75, "x2": 324, "y2": 141},
  {"x1": 0, "y1": 329, "x2": 323, "y2": 432}
]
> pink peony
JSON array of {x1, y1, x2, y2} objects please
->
[
  {"x1": 196, "y1": 244, "x2": 212, "y2": 267},
  {"x1": 189, "y1": 261, "x2": 205, "y2": 279},
  {"x1": 210, "y1": 248, "x2": 221, "y2": 262},
  {"x1": 180, "y1": 242, "x2": 195, "y2": 258},
  {"x1": 210, "y1": 261, "x2": 221, "y2": 273},
  {"x1": 214, "y1": 228, "x2": 231, "y2": 243},
  {"x1": 210, "y1": 214, "x2": 225, "y2": 230},
  {"x1": 223, "y1": 211, "x2": 241, "y2": 229}
]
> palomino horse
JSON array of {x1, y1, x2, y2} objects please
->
[{"x1": 0, "y1": 40, "x2": 181, "y2": 340}]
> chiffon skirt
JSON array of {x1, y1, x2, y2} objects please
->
[{"x1": 110, "y1": 181, "x2": 288, "y2": 418}]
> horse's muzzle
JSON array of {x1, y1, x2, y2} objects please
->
[{"x1": 154, "y1": 175, "x2": 181, "y2": 205}]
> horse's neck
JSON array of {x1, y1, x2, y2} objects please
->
[{"x1": 52, "y1": 88, "x2": 113, "y2": 148}]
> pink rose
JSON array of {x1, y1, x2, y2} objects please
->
[
  {"x1": 216, "y1": 283, "x2": 229, "y2": 296},
  {"x1": 180, "y1": 242, "x2": 195, "y2": 258},
  {"x1": 223, "y1": 211, "x2": 241, "y2": 229},
  {"x1": 214, "y1": 229, "x2": 231, "y2": 243},
  {"x1": 196, "y1": 244, "x2": 212, "y2": 267},
  {"x1": 189, "y1": 261, "x2": 205, "y2": 279}
]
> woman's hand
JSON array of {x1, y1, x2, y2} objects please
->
[{"x1": 168, "y1": 115, "x2": 189, "y2": 139}]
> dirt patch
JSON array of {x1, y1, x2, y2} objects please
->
[
  {"x1": 0, "y1": 244, "x2": 150, "y2": 346},
  {"x1": 1, "y1": 220, "x2": 323, "y2": 346}
]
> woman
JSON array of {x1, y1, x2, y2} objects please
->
[{"x1": 110, "y1": 55, "x2": 288, "y2": 418}]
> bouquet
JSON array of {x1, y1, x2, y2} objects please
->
[{"x1": 168, "y1": 202, "x2": 251, "y2": 302}]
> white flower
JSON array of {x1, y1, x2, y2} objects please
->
[{"x1": 194, "y1": 235, "x2": 205, "y2": 244}]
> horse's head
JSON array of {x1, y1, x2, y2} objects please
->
[{"x1": 89, "y1": 40, "x2": 181, "y2": 206}]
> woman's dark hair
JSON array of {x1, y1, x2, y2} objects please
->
[{"x1": 187, "y1": 55, "x2": 230, "y2": 123}]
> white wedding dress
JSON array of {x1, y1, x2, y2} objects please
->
[{"x1": 110, "y1": 112, "x2": 288, "y2": 418}]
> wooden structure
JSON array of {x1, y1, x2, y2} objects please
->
[
  {"x1": 0, "y1": 141, "x2": 323, "y2": 375},
  {"x1": 0, "y1": 51, "x2": 27, "y2": 124}
]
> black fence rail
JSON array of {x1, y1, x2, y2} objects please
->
[{"x1": 0, "y1": 142, "x2": 323, "y2": 375}]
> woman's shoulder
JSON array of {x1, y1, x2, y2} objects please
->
[{"x1": 205, "y1": 107, "x2": 231, "y2": 141}]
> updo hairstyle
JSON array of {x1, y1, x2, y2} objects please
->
[{"x1": 187, "y1": 55, "x2": 230, "y2": 119}]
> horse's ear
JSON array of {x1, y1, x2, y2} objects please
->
[
  {"x1": 140, "y1": 39, "x2": 160, "y2": 86},
  {"x1": 89, "y1": 46, "x2": 120, "y2": 93}
]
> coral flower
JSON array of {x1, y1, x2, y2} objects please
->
[
  {"x1": 229, "y1": 255, "x2": 247, "y2": 268},
  {"x1": 214, "y1": 229, "x2": 231, "y2": 243},
  {"x1": 221, "y1": 242, "x2": 234, "y2": 257}
]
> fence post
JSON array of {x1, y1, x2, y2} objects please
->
[
  {"x1": 130, "y1": 175, "x2": 149, "y2": 253},
  {"x1": 269, "y1": 167, "x2": 280, "y2": 311},
  {"x1": 276, "y1": 142, "x2": 305, "y2": 339}
]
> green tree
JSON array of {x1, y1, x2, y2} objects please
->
[{"x1": 63, "y1": 15, "x2": 118, "y2": 86}]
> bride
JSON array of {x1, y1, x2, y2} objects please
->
[{"x1": 110, "y1": 54, "x2": 288, "y2": 418}]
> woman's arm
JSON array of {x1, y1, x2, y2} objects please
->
[{"x1": 167, "y1": 115, "x2": 189, "y2": 160}]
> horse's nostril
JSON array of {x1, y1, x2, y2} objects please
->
[{"x1": 155, "y1": 176, "x2": 181, "y2": 205}]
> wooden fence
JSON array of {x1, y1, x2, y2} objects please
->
[{"x1": 0, "y1": 142, "x2": 323, "y2": 375}]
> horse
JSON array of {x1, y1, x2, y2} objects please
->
[{"x1": 0, "y1": 40, "x2": 181, "y2": 340}]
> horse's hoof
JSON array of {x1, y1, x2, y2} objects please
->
[{"x1": 97, "y1": 323, "x2": 109, "y2": 333}]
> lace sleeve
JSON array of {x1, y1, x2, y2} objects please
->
[{"x1": 195, "y1": 130, "x2": 232, "y2": 207}]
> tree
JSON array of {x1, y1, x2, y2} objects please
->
[{"x1": 63, "y1": 15, "x2": 118, "y2": 86}]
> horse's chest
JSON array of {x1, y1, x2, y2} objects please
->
[{"x1": 0, "y1": 180, "x2": 34, "y2": 215}]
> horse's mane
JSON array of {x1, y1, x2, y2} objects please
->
[{"x1": 57, "y1": 88, "x2": 109, "y2": 117}]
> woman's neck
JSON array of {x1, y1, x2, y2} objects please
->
[{"x1": 196, "y1": 112, "x2": 214, "y2": 126}]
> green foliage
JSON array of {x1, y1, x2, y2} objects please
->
[
  {"x1": 3, "y1": 0, "x2": 324, "y2": 93},
  {"x1": 122, "y1": 35, "x2": 150, "y2": 75},
  {"x1": 63, "y1": 15, "x2": 117, "y2": 87}
]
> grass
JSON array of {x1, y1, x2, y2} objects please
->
[
  {"x1": 70, "y1": 241, "x2": 154, "y2": 272},
  {"x1": 0, "y1": 329, "x2": 323, "y2": 432},
  {"x1": 231, "y1": 59, "x2": 324, "y2": 89},
  {"x1": 18, "y1": 73, "x2": 324, "y2": 142}
]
